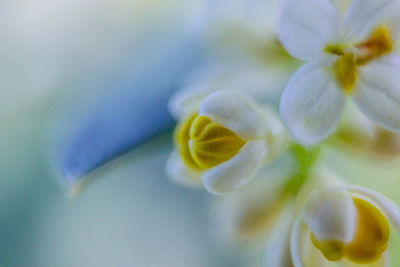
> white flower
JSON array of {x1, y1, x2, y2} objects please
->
[
  {"x1": 166, "y1": 90, "x2": 286, "y2": 195},
  {"x1": 291, "y1": 185, "x2": 400, "y2": 267},
  {"x1": 335, "y1": 103, "x2": 400, "y2": 158},
  {"x1": 278, "y1": 0, "x2": 400, "y2": 145},
  {"x1": 169, "y1": 0, "x2": 301, "y2": 120},
  {"x1": 209, "y1": 158, "x2": 295, "y2": 247}
]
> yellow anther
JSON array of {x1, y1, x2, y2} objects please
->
[
  {"x1": 175, "y1": 113, "x2": 201, "y2": 170},
  {"x1": 344, "y1": 198, "x2": 390, "y2": 264},
  {"x1": 311, "y1": 234, "x2": 345, "y2": 261},
  {"x1": 332, "y1": 53, "x2": 358, "y2": 94},
  {"x1": 356, "y1": 26, "x2": 393, "y2": 65},
  {"x1": 175, "y1": 114, "x2": 245, "y2": 171},
  {"x1": 325, "y1": 44, "x2": 345, "y2": 56},
  {"x1": 311, "y1": 197, "x2": 390, "y2": 264}
]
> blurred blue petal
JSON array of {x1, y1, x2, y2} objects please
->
[{"x1": 60, "y1": 33, "x2": 204, "y2": 186}]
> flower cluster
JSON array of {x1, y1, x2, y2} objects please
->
[{"x1": 165, "y1": 0, "x2": 400, "y2": 266}]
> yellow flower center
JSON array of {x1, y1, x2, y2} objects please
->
[
  {"x1": 311, "y1": 197, "x2": 390, "y2": 263},
  {"x1": 175, "y1": 114, "x2": 246, "y2": 171},
  {"x1": 327, "y1": 26, "x2": 393, "y2": 94},
  {"x1": 332, "y1": 53, "x2": 358, "y2": 94}
]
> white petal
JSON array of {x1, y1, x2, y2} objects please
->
[
  {"x1": 277, "y1": 0, "x2": 340, "y2": 61},
  {"x1": 291, "y1": 217, "x2": 308, "y2": 267},
  {"x1": 279, "y1": 62, "x2": 346, "y2": 145},
  {"x1": 209, "y1": 163, "x2": 294, "y2": 246},
  {"x1": 165, "y1": 151, "x2": 202, "y2": 188},
  {"x1": 303, "y1": 187, "x2": 356, "y2": 242},
  {"x1": 353, "y1": 55, "x2": 400, "y2": 132},
  {"x1": 263, "y1": 205, "x2": 295, "y2": 267},
  {"x1": 202, "y1": 140, "x2": 267, "y2": 195},
  {"x1": 291, "y1": 217, "x2": 329, "y2": 267},
  {"x1": 343, "y1": 0, "x2": 400, "y2": 41},
  {"x1": 168, "y1": 85, "x2": 214, "y2": 120},
  {"x1": 348, "y1": 185, "x2": 400, "y2": 231},
  {"x1": 168, "y1": 63, "x2": 224, "y2": 120},
  {"x1": 199, "y1": 90, "x2": 268, "y2": 139}
]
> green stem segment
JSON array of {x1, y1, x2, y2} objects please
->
[{"x1": 285, "y1": 143, "x2": 321, "y2": 195}]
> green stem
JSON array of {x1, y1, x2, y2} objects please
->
[{"x1": 285, "y1": 143, "x2": 321, "y2": 195}]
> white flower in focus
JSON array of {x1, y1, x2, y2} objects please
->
[
  {"x1": 166, "y1": 90, "x2": 286, "y2": 195},
  {"x1": 278, "y1": 0, "x2": 400, "y2": 145},
  {"x1": 291, "y1": 185, "x2": 400, "y2": 266}
]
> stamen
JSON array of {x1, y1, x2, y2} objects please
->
[
  {"x1": 175, "y1": 114, "x2": 245, "y2": 170},
  {"x1": 344, "y1": 197, "x2": 390, "y2": 264},
  {"x1": 325, "y1": 44, "x2": 345, "y2": 56},
  {"x1": 175, "y1": 114, "x2": 202, "y2": 170},
  {"x1": 310, "y1": 234, "x2": 345, "y2": 261},
  {"x1": 356, "y1": 26, "x2": 393, "y2": 65},
  {"x1": 332, "y1": 53, "x2": 358, "y2": 94},
  {"x1": 310, "y1": 197, "x2": 390, "y2": 264}
]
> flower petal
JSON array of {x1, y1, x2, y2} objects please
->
[
  {"x1": 263, "y1": 204, "x2": 295, "y2": 267},
  {"x1": 291, "y1": 217, "x2": 308, "y2": 267},
  {"x1": 279, "y1": 62, "x2": 346, "y2": 145},
  {"x1": 201, "y1": 140, "x2": 267, "y2": 195},
  {"x1": 353, "y1": 55, "x2": 400, "y2": 133},
  {"x1": 165, "y1": 151, "x2": 202, "y2": 188},
  {"x1": 343, "y1": 0, "x2": 400, "y2": 42},
  {"x1": 348, "y1": 185, "x2": 400, "y2": 231},
  {"x1": 277, "y1": 0, "x2": 340, "y2": 61},
  {"x1": 209, "y1": 154, "x2": 298, "y2": 246},
  {"x1": 291, "y1": 217, "x2": 330, "y2": 267},
  {"x1": 199, "y1": 90, "x2": 268, "y2": 139},
  {"x1": 303, "y1": 187, "x2": 356, "y2": 242}
]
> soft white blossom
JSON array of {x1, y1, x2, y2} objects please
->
[
  {"x1": 166, "y1": 90, "x2": 286, "y2": 195},
  {"x1": 291, "y1": 185, "x2": 400, "y2": 267},
  {"x1": 278, "y1": 0, "x2": 400, "y2": 145}
]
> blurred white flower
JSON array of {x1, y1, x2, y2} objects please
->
[
  {"x1": 278, "y1": 0, "x2": 400, "y2": 145},
  {"x1": 166, "y1": 90, "x2": 287, "y2": 195},
  {"x1": 209, "y1": 158, "x2": 296, "y2": 248},
  {"x1": 334, "y1": 103, "x2": 400, "y2": 158},
  {"x1": 169, "y1": 0, "x2": 301, "y2": 120},
  {"x1": 291, "y1": 185, "x2": 400, "y2": 267}
]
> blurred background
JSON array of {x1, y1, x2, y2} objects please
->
[{"x1": 2, "y1": 0, "x2": 400, "y2": 266}]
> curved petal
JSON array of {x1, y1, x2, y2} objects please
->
[
  {"x1": 165, "y1": 151, "x2": 202, "y2": 188},
  {"x1": 277, "y1": 0, "x2": 340, "y2": 61},
  {"x1": 263, "y1": 204, "x2": 295, "y2": 267},
  {"x1": 291, "y1": 217, "x2": 330, "y2": 267},
  {"x1": 353, "y1": 55, "x2": 400, "y2": 133},
  {"x1": 209, "y1": 162, "x2": 295, "y2": 246},
  {"x1": 201, "y1": 140, "x2": 267, "y2": 195},
  {"x1": 199, "y1": 90, "x2": 268, "y2": 139},
  {"x1": 343, "y1": 0, "x2": 400, "y2": 41},
  {"x1": 279, "y1": 62, "x2": 346, "y2": 145},
  {"x1": 348, "y1": 185, "x2": 400, "y2": 231},
  {"x1": 291, "y1": 217, "x2": 308, "y2": 267},
  {"x1": 168, "y1": 64, "x2": 222, "y2": 120},
  {"x1": 168, "y1": 86, "x2": 213, "y2": 120},
  {"x1": 303, "y1": 187, "x2": 356, "y2": 242}
]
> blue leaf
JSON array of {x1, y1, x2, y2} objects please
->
[{"x1": 59, "y1": 33, "x2": 204, "y2": 186}]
